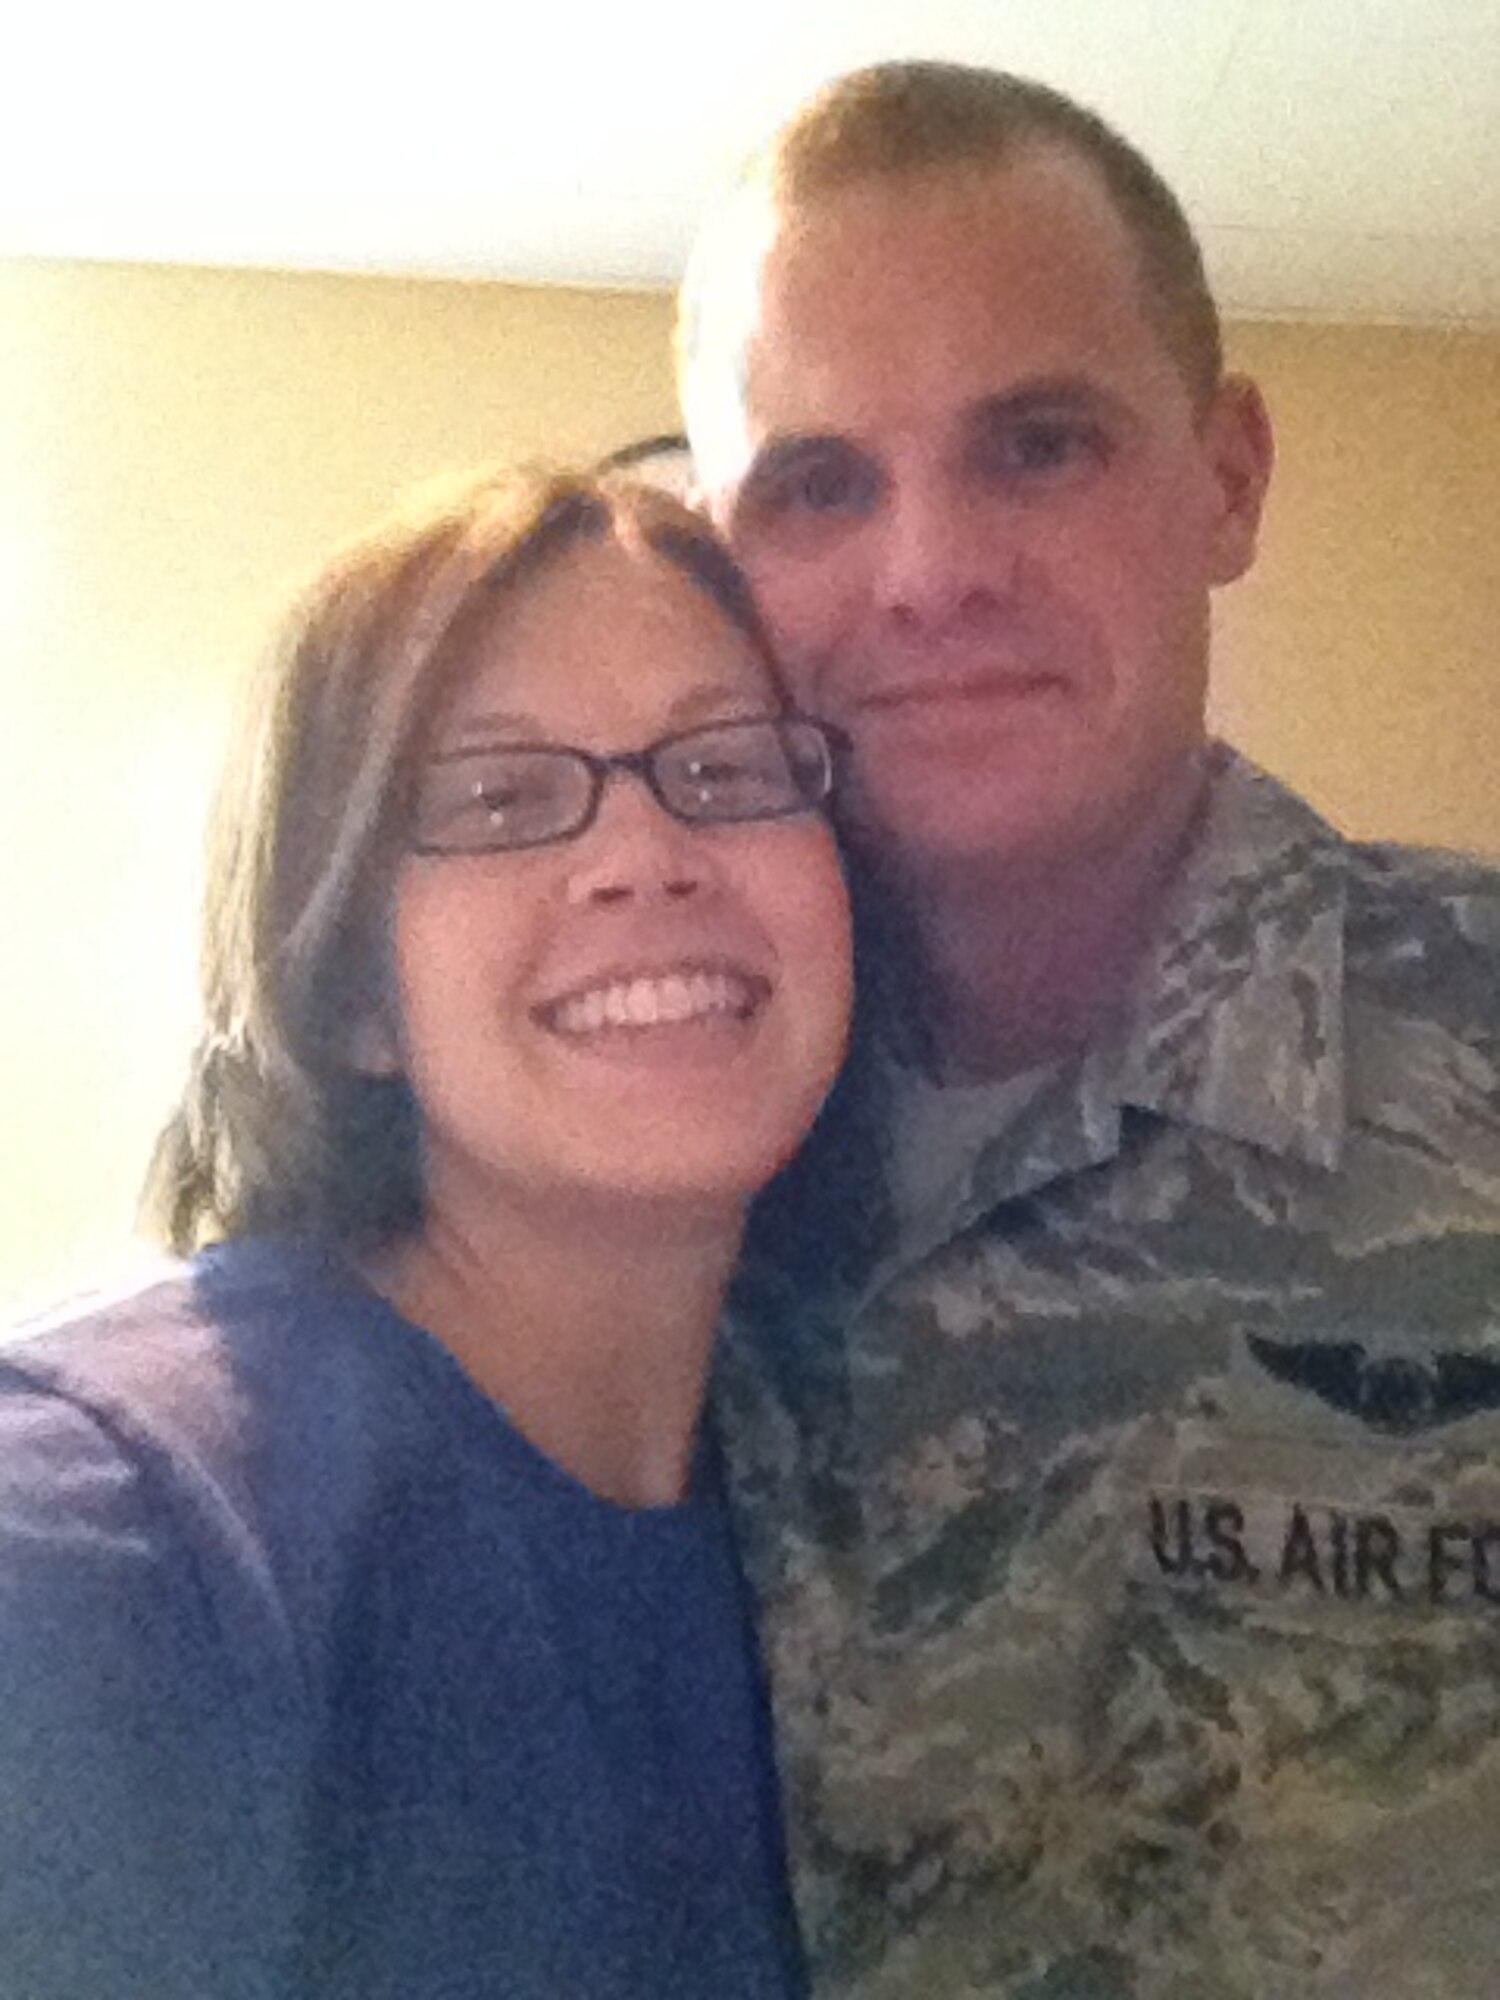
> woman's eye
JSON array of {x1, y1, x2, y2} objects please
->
[
  {"x1": 677, "y1": 755, "x2": 760, "y2": 801},
  {"x1": 475, "y1": 782, "x2": 526, "y2": 813},
  {"x1": 472, "y1": 770, "x2": 562, "y2": 819},
  {"x1": 430, "y1": 766, "x2": 550, "y2": 829}
]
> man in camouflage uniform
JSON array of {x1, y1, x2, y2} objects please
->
[{"x1": 678, "y1": 60, "x2": 1500, "y2": 1999}]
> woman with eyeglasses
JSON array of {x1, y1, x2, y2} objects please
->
[{"x1": 0, "y1": 468, "x2": 850, "y2": 1999}]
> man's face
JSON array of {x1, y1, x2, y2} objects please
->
[{"x1": 703, "y1": 150, "x2": 1270, "y2": 884}]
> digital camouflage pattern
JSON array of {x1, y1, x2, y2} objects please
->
[{"x1": 718, "y1": 749, "x2": 1500, "y2": 2000}]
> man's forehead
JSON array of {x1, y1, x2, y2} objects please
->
[
  {"x1": 767, "y1": 153, "x2": 1140, "y2": 319},
  {"x1": 740, "y1": 156, "x2": 1166, "y2": 435}
]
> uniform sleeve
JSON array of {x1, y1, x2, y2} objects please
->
[{"x1": 0, "y1": 1381, "x2": 300, "y2": 2000}]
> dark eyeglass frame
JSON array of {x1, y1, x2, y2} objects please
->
[{"x1": 410, "y1": 714, "x2": 845, "y2": 857}]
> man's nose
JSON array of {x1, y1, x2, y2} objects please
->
[
  {"x1": 563, "y1": 770, "x2": 713, "y2": 908},
  {"x1": 874, "y1": 473, "x2": 1013, "y2": 637}
]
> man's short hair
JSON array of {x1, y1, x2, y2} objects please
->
[{"x1": 678, "y1": 60, "x2": 1223, "y2": 460}]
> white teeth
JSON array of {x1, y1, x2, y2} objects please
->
[
  {"x1": 548, "y1": 970, "x2": 759, "y2": 1037},
  {"x1": 624, "y1": 983, "x2": 659, "y2": 1026},
  {"x1": 574, "y1": 991, "x2": 607, "y2": 1032}
]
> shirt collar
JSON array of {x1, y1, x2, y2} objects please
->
[
  {"x1": 1103, "y1": 745, "x2": 1348, "y2": 1170},
  {"x1": 883, "y1": 748, "x2": 1351, "y2": 1263}
]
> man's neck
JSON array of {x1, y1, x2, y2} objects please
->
[
  {"x1": 885, "y1": 753, "x2": 1211, "y2": 1084},
  {"x1": 366, "y1": 1187, "x2": 742, "y2": 1509}
]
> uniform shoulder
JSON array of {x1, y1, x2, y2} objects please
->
[
  {"x1": 1338, "y1": 837, "x2": 1500, "y2": 1051},
  {"x1": 1341, "y1": 838, "x2": 1500, "y2": 953},
  {"x1": 1345, "y1": 836, "x2": 1500, "y2": 910}
]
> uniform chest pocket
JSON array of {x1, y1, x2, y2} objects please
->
[
  {"x1": 1130, "y1": 1324, "x2": 1500, "y2": 1618},
  {"x1": 1108, "y1": 1328, "x2": 1500, "y2": 1850}
]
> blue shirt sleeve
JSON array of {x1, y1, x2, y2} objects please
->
[{"x1": 0, "y1": 1383, "x2": 300, "y2": 2000}]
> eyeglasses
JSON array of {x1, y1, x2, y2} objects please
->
[{"x1": 410, "y1": 715, "x2": 840, "y2": 856}]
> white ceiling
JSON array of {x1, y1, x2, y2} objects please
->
[{"x1": 3, "y1": 0, "x2": 1498, "y2": 325}]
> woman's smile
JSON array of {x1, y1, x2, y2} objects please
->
[
  {"x1": 537, "y1": 961, "x2": 770, "y2": 1037},
  {"x1": 387, "y1": 531, "x2": 850, "y2": 1215}
]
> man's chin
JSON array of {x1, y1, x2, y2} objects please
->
[
  {"x1": 843, "y1": 725, "x2": 1211, "y2": 889},
  {"x1": 847, "y1": 781, "x2": 1176, "y2": 894},
  {"x1": 848, "y1": 801, "x2": 1065, "y2": 887}
]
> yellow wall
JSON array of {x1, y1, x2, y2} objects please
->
[
  {"x1": 1215, "y1": 323, "x2": 1500, "y2": 854},
  {"x1": 0, "y1": 259, "x2": 1496, "y2": 1311},
  {"x1": 0, "y1": 260, "x2": 679, "y2": 1314}
]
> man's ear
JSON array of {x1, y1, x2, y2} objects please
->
[{"x1": 1202, "y1": 375, "x2": 1275, "y2": 587}]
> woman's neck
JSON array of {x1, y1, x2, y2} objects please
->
[{"x1": 365, "y1": 1188, "x2": 743, "y2": 1510}]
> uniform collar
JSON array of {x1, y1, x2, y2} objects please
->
[
  {"x1": 1105, "y1": 746, "x2": 1348, "y2": 1171},
  {"x1": 886, "y1": 748, "x2": 1350, "y2": 1260}
]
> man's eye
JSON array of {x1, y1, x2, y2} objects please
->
[
  {"x1": 789, "y1": 460, "x2": 861, "y2": 512},
  {"x1": 741, "y1": 449, "x2": 875, "y2": 528},
  {"x1": 978, "y1": 417, "x2": 1109, "y2": 482}
]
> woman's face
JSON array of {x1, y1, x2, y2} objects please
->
[{"x1": 377, "y1": 532, "x2": 851, "y2": 1229}]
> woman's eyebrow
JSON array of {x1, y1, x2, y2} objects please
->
[
  {"x1": 664, "y1": 684, "x2": 773, "y2": 728},
  {"x1": 436, "y1": 684, "x2": 773, "y2": 753},
  {"x1": 441, "y1": 709, "x2": 546, "y2": 748}
]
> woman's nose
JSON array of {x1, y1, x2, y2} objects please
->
[{"x1": 563, "y1": 769, "x2": 714, "y2": 908}]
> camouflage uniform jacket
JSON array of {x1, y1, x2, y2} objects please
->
[{"x1": 717, "y1": 748, "x2": 1500, "y2": 2000}]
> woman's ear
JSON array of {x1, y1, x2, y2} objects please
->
[
  {"x1": 342, "y1": 917, "x2": 403, "y2": 1077},
  {"x1": 347, "y1": 1012, "x2": 401, "y2": 1078}
]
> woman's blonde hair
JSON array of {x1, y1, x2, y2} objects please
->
[{"x1": 142, "y1": 464, "x2": 783, "y2": 1255}]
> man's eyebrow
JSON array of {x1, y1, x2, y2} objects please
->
[
  {"x1": 967, "y1": 376, "x2": 1136, "y2": 425},
  {"x1": 738, "y1": 380, "x2": 1133, "y2": 489},
  {"x1": 741, "y1": 431, "x2": 856, "y2": 486}
]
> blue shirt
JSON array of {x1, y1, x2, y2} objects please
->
[{"x1": 0, "y1": 1238, "x2": 804, "y2": 1999}]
